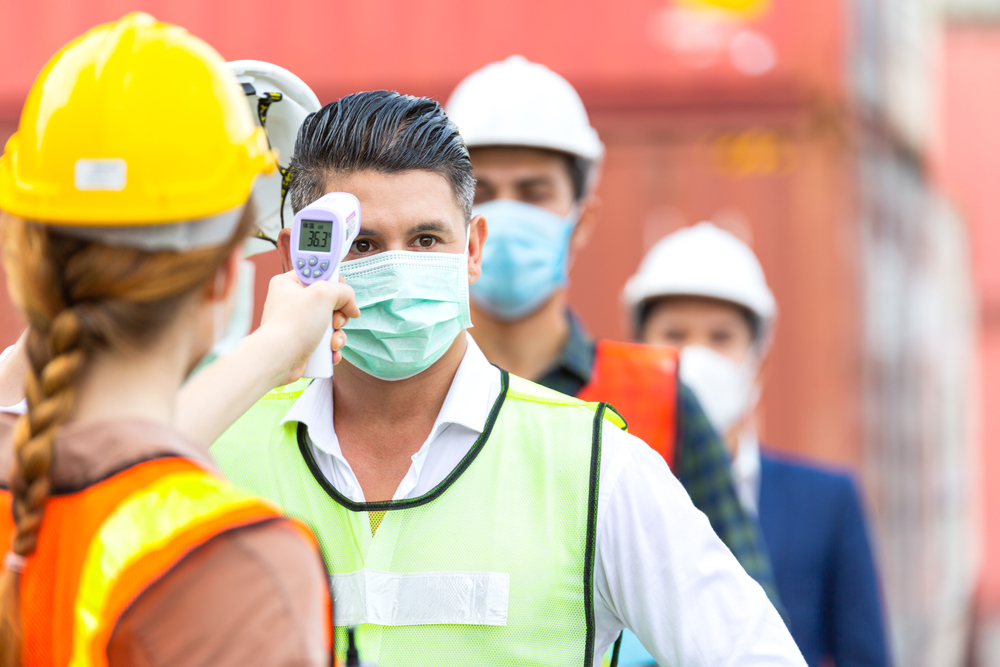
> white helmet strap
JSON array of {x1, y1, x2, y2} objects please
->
[{"x1": 241, "y1": 82, "x2": 296, "y2": 247}]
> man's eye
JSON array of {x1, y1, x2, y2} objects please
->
[
  {"x1": 664, "y1": 331, "x2": 687, "y2": 344},
  {"x1": 415, "y1": 236, "x2": 437, "y2": 248},
  {"x1": 473, "y1": 186, "x2": 493, "y2": 205},
  {"x1": 353, "y1": 239, "x2": 373, "y2": 253},
  {"x1": 524, "y1": 190, "x2": 551, "y2": 204},
  {"x1": 710, "y1": 331, "x2": 733, "y2": 345}
]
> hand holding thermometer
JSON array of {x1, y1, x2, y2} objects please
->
[{"x1": 290, "y1": 192, "x2": 361, "y2": 378}]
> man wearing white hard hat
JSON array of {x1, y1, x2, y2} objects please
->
[
  {"x1": 446, "y1": 56, "x2": 783, "y2": 614},
  {"x1": 626, "y1": 222, "x2": 891, "y2": 667},
  {"x1": 200, "y1": 60, "x2": 326, "y2": 360}
]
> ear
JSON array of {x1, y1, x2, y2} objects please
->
[
  {"x1": 569, "y1": 193, "x2": 600, "y2": 256},
  {"x1": 207, "y1": 248, "x2": 241, "y2": 302},
  {"x1": 754, "y1": 346, "x2": 771, "y2": 383},
  {"x1": 277, "y1": 228, "x2": 292, "y2": 272},
  {"x1": 466, "y1": 214, "x2": 487, "y2": 284}
]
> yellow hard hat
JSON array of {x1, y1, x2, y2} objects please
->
[{"x1": 0, "y1": 12, "x2": 275, "y2": 227}]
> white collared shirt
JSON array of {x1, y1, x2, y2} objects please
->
[
  {"x1": 733, "y1": 432, "x2": 763, "y2": 516},
  {"x1": 283, "y1": 334, "x2": 502, "y2": 502},
  {"x1": 282, "y1": 334, "x2": 804, "y2": 666}
]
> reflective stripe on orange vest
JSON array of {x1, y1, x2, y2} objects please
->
[
  {"x1": 0, "y1": 456, "x2": 332, "y2": 667},
  {"x1": 576, "y1": 340, "x2": 680, "y2": 470}
]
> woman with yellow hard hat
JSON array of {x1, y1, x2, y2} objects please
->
[{"x1": 0, "y1": 13, "x2": 357, "y2": 665}]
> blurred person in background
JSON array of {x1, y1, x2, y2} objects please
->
[
  {"x1": 212, "y1": 90, "x2": 806, "y2": 667},
  {"x1": 624, "y1": 221, "x2": 891, "y2": 667},
  {"x1": 445, "y1": 56, "x2": 784, "y2": 617},
  {"x1": 0, "y1": 14, "x2": 362, "y2": 664}
]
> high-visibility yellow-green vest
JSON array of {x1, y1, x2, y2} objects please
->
[{"x1": 211, "y1": 370, "x2": 626, "y2": 667}]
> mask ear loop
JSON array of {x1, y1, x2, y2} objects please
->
[
  {"x1": 565, "y1": 203, "x2": 582, "y2": 226},
  {"x1": 461, "y1": 223, "x2": 475, "y2": 330}
]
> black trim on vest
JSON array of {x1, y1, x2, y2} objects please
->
[
  {"x1": 583, "y1": 402, "x2": 608, "y2": 667},
  {"x1": 610, "y1": 631, "x2": 623, "y2": 667},
  {"x1": 603, "y1": 403, "x2": 627, "y2": 431},
  {"x1": 295, "y1": 370, "x2": 510, "y2": 512}
]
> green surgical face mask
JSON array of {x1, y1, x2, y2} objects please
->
[{"x1": 340, "y1": 249, "x2": 472, "y2": 381}]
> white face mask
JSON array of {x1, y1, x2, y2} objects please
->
[
  {"x1": 679, "y1": 345, "x2": 759, "y2": 436},
  {"x1": 339, "y1": 245, "x2": 472, "y2": 381},
  {"x1": 211, "y1": 260, "x2": 256, "y2": 358}
]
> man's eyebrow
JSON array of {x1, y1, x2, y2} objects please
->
[
  {"x1": 515, "y1": 175, "x2": 556, "y2": 188},
  {"x1": 406, "y1": 222, "x2": 450, "y2": 234},
  {"x1": 356, "y1": 227, "x2": 380, "y2": 237}
]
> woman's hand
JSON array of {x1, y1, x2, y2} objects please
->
[
  {"x1": 176, "y1": 271, "x2": 359, "y2": 447},
  {"x1": 255, "y1": 271, "x2": 360, "y2": 387}
]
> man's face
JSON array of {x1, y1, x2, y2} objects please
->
[
  {"x1": 469, "y1": 146, "x2": 577, "y2": 218},
  {"x1": 641, "y1": 296, "x2": 755, "y2": 364},
  {"x1": 278, "y1": 170, "x2": 485, "y2": 283}
]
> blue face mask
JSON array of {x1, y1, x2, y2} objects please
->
[{"x1": 470, "y1": 199, "x2": 576, "y2": 321}]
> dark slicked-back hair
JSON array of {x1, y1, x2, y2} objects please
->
[{"x1": 288, "y1": 90, "x2": 475, "y2": 220}]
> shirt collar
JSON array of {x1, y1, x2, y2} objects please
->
[
  {"x1": 433, "y1": 335, "x2": 496, "y2": 435},
  {"x1": 280, "y1": 375, "x2": 336, "y2": 453},
  {"x1": 733, "y1": 432, "x2": 762, "y2": 516},
  {"x1": 279, "y1": 333, "x2": 496, "y2": 458}
]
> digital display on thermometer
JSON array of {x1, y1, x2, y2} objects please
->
[{"x1": 299, "y1": 220, "x2": 333, "y2": 252}]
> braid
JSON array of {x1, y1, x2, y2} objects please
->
[
  {"x1": 14, "y1": 314, "x2": 86, "y2": 554},
  {"x1": 0, "y1": 206, "x2": 254, "y2": 665},
  {"x1": 1, "y1": 229, "x2": 90, "y2": 666}
]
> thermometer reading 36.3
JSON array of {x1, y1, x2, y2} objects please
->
[
  {"x1": 300, "y1": 220, "x2": 333, "y2": 254},
  {"x1": 290, "y1": 192, "x2": 361, "y2": 376}
]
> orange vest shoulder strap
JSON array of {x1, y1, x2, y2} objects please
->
[
  {"x1": 6, "y1": 456, "x2": 201, "y2": 667},
  {"x1": 2, "y1": 456, "x2": 331, "y2": 667},
  {"x1": 576, "y1": 340, "x2": 680, "y2": 470},
  {"x1": 68, "y1": 465, "x2": 320, "y2": 667}
]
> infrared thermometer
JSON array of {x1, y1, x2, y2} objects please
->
[{"x1": 290, "y1": 192, "x2": 361, "y2": 378}]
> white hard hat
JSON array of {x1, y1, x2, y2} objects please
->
[
  {"x1": 446, "y1": 55, "x2": 604, "y2": 167},
  {"x1": 623, "y1": 222, "x2": 777, "y2": 346},
  {"x1": 228, "y1": 60, "x2": 322, "y2": 256}
]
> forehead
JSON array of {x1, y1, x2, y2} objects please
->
[
  {"x1": 469, "y1": 146, "x2": 571, "y2": 184},
  {"x1": 324, "y1": 170, "x2": 464, "y2": 232},
  {"x1": 651, "y1": 296, "x2": 749, "y2": 325}
]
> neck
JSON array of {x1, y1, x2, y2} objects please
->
[
  {"x1": 470, "y1": 291, "x2": 569, "y2": 381},
  {"x1": 331, "y1": 332, "x2": 468, "y2": 502},
  {"x1": 73, "y1": 337, "x2": 192, "y2": 429},
  {"x1": 0, "y1": 332, "x2": 28, "y2": 407}
]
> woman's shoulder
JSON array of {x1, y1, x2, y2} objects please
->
[{"x1": 109, "y1": 518, "x2": 329, "y2": 667}]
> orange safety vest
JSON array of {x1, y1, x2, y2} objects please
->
[
  {"x1": 577, "y1": 340, "x2": 680, "y2": 471},
  {"x1": 0, "y1": 456, "x2": 332, "y2": 667}
]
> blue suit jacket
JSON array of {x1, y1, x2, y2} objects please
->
[{"x1": 759, "y1": 450, "x2": 891, "y2": 667}]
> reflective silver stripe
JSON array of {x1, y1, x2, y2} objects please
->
[{"x1": 330, "y1": 570, "x2": 510, "y2": 627}]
